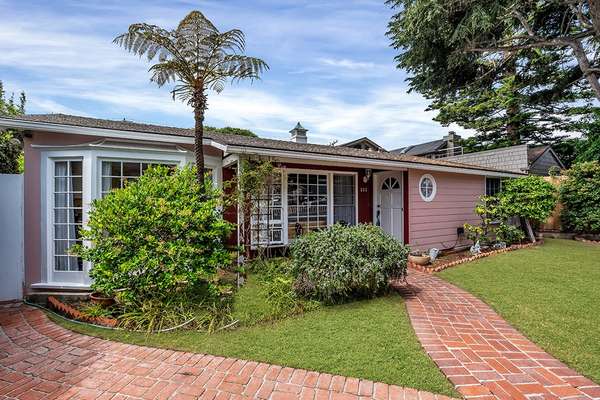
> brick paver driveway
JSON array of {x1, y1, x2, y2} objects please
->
[
  {"x1": 0, "y1": 306, "x2": 455, "y2": 400},
  {"x1": 394, "y1": 270, "x2": 600, "y2": 400}
]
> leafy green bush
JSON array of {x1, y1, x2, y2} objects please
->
[
  {"x1": 464, "y1": 196, "x2": 525, "y2": 246},
  {"x1": 560, "y1": 161, "x2": 600, "y2": 233},
  {"x1": 73, "y1": 165, "x2": 234, "y2": 305},
  {"x1": 497, "y1": 176, "x2": 557, "y2": 223},
  {"x1": 290, "y1": 224, "x2": 409, "y2": 304}
]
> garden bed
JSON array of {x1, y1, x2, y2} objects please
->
[{"x1": 409, "y1": 241, "x2": 542, "y2": 273}]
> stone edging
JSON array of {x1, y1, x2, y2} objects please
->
[
  {"x1": 574, "y1": 236, "x2": 600, "y2": 245},
  {"x1": 408, "y1": 241, "x2": 543, "y2": 274},
  {"x1": 47, "y1": 295, "x2": 118, "y2": 327}
]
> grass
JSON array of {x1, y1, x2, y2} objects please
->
[
  {"x1": 438, "y1": 238, "x2": 600, "y2": 383},
  {"x1": 231, "y1": 274, "x2": 292, "y2": 326},
  {"x1": 50, "y1": 292, "x2": 457, "y2": 397}
]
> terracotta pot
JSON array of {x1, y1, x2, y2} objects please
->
[
  {"x1": 90, "y1": 292, "x2": 115, "y2": 307},
  {"x1": 408, "y1": 254, "x2": 431, "y2": 266}
]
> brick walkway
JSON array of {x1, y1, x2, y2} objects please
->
[
  {"x1": 0, "y1": 305, "x2": 455, "y2": 400},
  {"x1": 393, "y1": 270, "x2": 600, "y2": 400}
]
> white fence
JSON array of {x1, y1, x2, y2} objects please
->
[{"x1": 0, "y1": 174, "x2": 24, "y2": 302}]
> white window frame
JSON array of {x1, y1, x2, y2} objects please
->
[
  {"x1": 485, "y1": 177, "x2": 502, "y2": 196},
  {"x1": 39, "y1": 146, "x2": 223, "y2": 287},
  {"x1": 281, "y1": 169, "x2": 358, "y2": 245},
  {"x1": 418, "y1": 173, "x2": 437, "y2": 202}
]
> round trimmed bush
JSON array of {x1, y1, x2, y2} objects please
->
[
  {"x1": 73, "y1": 165, "x2": 234, "y2": 304},
  {"x1": 289, "y1": 224, "x2": 409, "y2": 304},
  {"x1": 560, "y1": 161, "x2": 600, "y2": 233}
]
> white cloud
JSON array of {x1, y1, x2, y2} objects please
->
[
  {"x1": 0, "y1": 0, "x2": 470, "y2": 151},
  {"x1": 318, "y1": 58, "x2": 379, "y2": 70}
]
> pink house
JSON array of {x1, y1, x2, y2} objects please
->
[{"x1": 0, "y1": 114, "x2": 522, "y2": 294}]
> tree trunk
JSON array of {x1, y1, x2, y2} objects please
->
[
  {"x1": 524, "y1": 218, "x2": 536, "y2": 243},
  {"x1": 569, "y1": 39, "x2": 600, "y2": 101},
  {"x1": 193, "y1": 89, "x2": 206, "y2": 189},
  {"x1": 588, "y1": 0, "x2": 600, "y2": 38}
]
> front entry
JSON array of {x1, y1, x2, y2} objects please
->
[{"x1": 375, "y1": 173, "x2": 404, "y2": 242}]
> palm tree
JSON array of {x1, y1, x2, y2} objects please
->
[{"x1": 114, "y1": 11, "x2": 269, "y2": 187}]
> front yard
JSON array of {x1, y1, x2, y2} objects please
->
[
  {"x1": 438, "y1": 238, "x2": 600, "y2": 383},
  {"x1": 50, "y1": 290, "x2": 457, "y2": 397}
]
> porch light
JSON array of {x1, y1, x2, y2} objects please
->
[{"x1": 363, "y1": 169, "x2": 372, "y2": 183}]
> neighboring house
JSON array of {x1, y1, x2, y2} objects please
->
[
  {"x1": 391, "y1": 132, "x2": 462, "y2": 159},
  {"x1": 396, "y1": 132, "x2": 565, "y2": 177},
  {"x1": 339, "y1": 137, "x2": 386, "y2": 152},
  {"x1": 446, "y1": 144, "x2": 565, "y2": 176},
  {"x1": 0, "y1": 114, "x2": 521, "y2": 294}
]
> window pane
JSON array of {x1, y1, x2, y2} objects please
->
[
  {"x1": 53, "y1": 160, "x2": 84, "y2": 271},
  {"x1": 70, "y1": 161, "x2": 82, "y2": 176},
  {"x1": 123, "y1": 162, "x2": 141, "y2": 177},
  {"x1": 288, "y1": 173, "x2": 329, "y2": 238},
  {"x1": 333, "y1": 175, "x2": 355, "y2": 225},
  {"x1": 250, "y1": 171, "x2": 283, "y2": 246}
]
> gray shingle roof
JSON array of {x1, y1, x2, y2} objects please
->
[
  {"x1": 4, "y1": 113, "x2": 522, "y2": 175},
  {"x1": 390, "y1": 139, "x2": 446, "y2": 156}
]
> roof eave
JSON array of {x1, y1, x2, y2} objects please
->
[
  {"x1": 0, "y1": 117, "x2": 523, "y2": 178},
  {"x1": 225, "y1": 144, "x2": 523, "y2": 178}
]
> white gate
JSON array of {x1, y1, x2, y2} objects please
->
[{"x1": 0, "y1": 174, "x2": 24, "y2": 301}]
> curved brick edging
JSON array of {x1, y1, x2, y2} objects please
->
[
  {"x1": 393, "y1": 271, "x2": 600, "y2": 400},
  {"x1": 0, "y1": 305, "x2": 457, "y2": 400},
  {"x1": 409, "y1": 241, "x2": 542, "y2": 274}
]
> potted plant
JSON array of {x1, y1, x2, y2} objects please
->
[
  {"x1": 89, "y1": 292, "x2": 115, "y2": 307},
  {"x1": 408, "y1": 251, "x2": 431, "y2": 265}
]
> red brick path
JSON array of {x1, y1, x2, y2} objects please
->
[
  {"x1": 0, "y1": 306, "x2": 455, "y2": 400},
  {"x1": 393, "y1": 270, "x2": 600, "y2": 400}
]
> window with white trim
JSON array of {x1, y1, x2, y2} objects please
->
[
  {"x1": 53, "y1": 160, "x2": 83, "y2": 271},
  {"x1": 419, "y1": 174, "x2": 437, "y2": 202},
  {"x1": 250, "y1": 172, "x2": 283, "y2": 246},
  {"x1": 485, "y1": 177, "x2": 502, "y2": 196},
  {"x1": 333, "y1": 174, "x2": 356, "y2": 225},
  {"x1": 100, "y1": 160, "x2": 178, "y2": 196},
  {"x1": 287, "y1": 173, "x2": 328, "y2": 239}
]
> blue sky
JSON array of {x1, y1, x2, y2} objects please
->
[{"x1": 0, "y1": 0, "x2": 468, "y2": 148}]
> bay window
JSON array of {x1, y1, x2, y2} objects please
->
[{"x1": 101, "y1": 160, "x2": 177, "y2": 196}]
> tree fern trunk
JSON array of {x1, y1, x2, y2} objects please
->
[{"x1": 194, "y1": 90, "x2": 206, "y2": 189}]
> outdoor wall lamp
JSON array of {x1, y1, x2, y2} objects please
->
[{"x1": 363, "y1": 168, "x2": 372, "y2": 183}]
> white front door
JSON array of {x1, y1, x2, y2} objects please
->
[{"x1": 376, "y1": 174, "x2": 404, "y2": 242}]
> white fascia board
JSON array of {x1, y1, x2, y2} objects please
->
[
  {"x1": 226, "y1": 145, "x2": 523, "y2": 178},
  {"x1": 0, "y1": 118, "x2": 197, "y2": 144},
  {"x1": 0, "y1": 118, "x2": 234, "y2": 152},
  {"x1": 222, "y1": 154, "x2": 239, "y2": 167}
]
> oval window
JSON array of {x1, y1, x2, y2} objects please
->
[{"x1": 419, "y1": 174, "x2": 436, "y2": 202}]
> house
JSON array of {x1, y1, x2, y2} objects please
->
[
  {"x1": 0, "y1": 114, "x2": 522, "y2": 294},
  {"x1": 394, "y1": 132, "x2": 564, "y2": 176}
]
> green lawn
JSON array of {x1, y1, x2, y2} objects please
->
[
  {"x1": 50, "y1": 293, "x2": 457, "y2": 397},
  {"x1": 438, "y1": 238, "x2": 600, "y2": 383}
]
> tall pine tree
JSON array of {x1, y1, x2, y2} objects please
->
[{"x1": 387, "y1": 0, "x2": 600, "y2": 150}]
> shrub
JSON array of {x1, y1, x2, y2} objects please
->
[
  {"x1": 560, "y1": 161, "x2": 600, "y2": 233},
  {"x1": 290, "y1": 224, "x2": 409, "y2": 304},
  {"x1": 464, "y1": 196, "x2": 525, "y2": 246},
  {"x1": 497, "y1": 176, "x2": 557, "y2": 223},
  {"x1": 73, "y1": 165, "x2": 235, "y2": 305}
]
